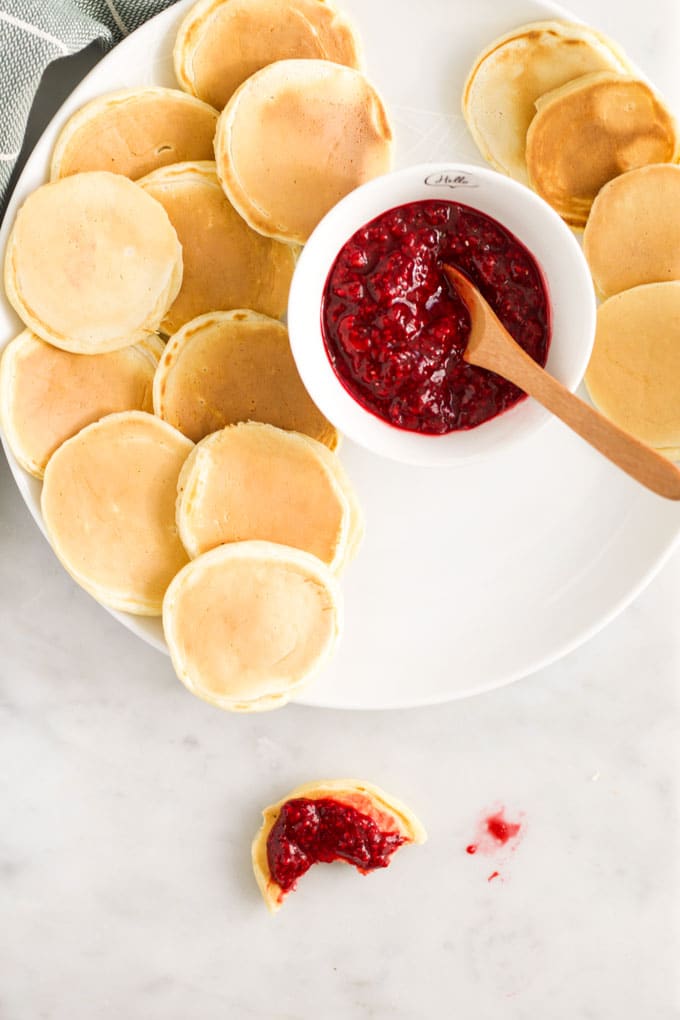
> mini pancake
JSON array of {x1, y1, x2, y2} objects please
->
[
  {"x1": 584, "y1": 282, "x2": 680, "y2": 451},
  {"x1": 583, "y1": 164, "x2": 680, "y2": 298},
  {"x1": 174, "y1": 0, "x2": 362, "y2": 110},
  {"x1": 50, "y1": 88, "x2": 219, "y2": 181},
  {"x1": 163, "y1": 540, "x2": 342, "y2": 711},
  {"x1": 4, "y1": 172, "x2": 182, "y2": 353},
  {"x1": 153, "y1": 309, "x2": 338, "y2": 448},
  {"x1": 214, "y1": 60, "x2": 393, "y2": 243},
  {"x1": 175, "y1": 421, "x2": 356, "y2": 570},
  {"x1": 462, "y1": 20, "x2": 631, "y2": 183},
  {"x1": 41, "y1": 411, "x2": 192, "y2": 615},
  {"x1": 296, "y1": 432, "x2": 364, "y2": 564},
  {"x1": 252, "y1": 779, "x2": 427, "y2": 913},
  {"x1": 138, "y1": 161, "x2": 295, "y2": 332},
  {"x1": 0, "y1": 330, "x2": 162, "y2": 479},
  {"x1": 525, "y1": 72, "x2": 678, "y2": 228}
]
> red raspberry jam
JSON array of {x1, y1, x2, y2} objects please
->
[
  {"x1": 321, "y1": 200, "x2": 551, "y2": 434},
  {"x1": 486, "y1": 811, "x2": 521, "y2": 844},
  {"x1": 266, "y1": 797, "x2": 405, "y2": 893}
]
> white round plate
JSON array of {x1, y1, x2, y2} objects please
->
[{"x1": 1, "y1": 0, "x2": 678, "y2": 709}]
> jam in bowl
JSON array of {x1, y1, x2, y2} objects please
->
[
  {"x1": 288, "y1": 163, "x2": 596, "y2": 466},
  {"x1": 322, "y1": 199, "x2": 551, "y2": 435}
]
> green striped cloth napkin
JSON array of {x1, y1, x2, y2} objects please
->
[{"x1": 0, "y1": 0, "x2": 180, "y2": 213}]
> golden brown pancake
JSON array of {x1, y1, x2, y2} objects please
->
[
  {"x1": 138, "y1": 161, "x2": 295, "y2": 333},
  {"x1": 41, "y1": 411, "x2": 192, "y2": 614},
  {"x1": 4, "y1": 172, "x2": 182, "y2": 353},
  {"x1": 583, "y1": 163, "x2": 680, "y2": 297},
  {"x1": 252, "y1": 779, "x2": 427, "y2": 912},
  {"x1": 153, "y1": 309, "x2": 338, "y2": 448},
  {"x1": 462, "y1": 20, "x2": 632, "y2": 183},
  {"x1": 163, "y1": 540, "x2": 342, "y2": 711},
  {"x1": 0, "y1": 329, "x2": 162, "y2": 478},
  {"x1": 584, "y1": 282, "x2": 680, "y2": 451},
  {"x1": 214, "y1": 59, "x2": 393, "y2": 243},
  {"x1": 50, "y1": 88, "x2": 219, "y2": 181},
  {"x1": 175, "y1": 422, "x2": 354, "y2": 569},
  {"x1": 525, "y1": 72, "x2": 678, "y2": 228},
  {"x1": 296, "y1": 432, "x2": 364, "y2": 566},
  {"x1": 174, "y1": 0, "x2": 362, "y2": 109}
]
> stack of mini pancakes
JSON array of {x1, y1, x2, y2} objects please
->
[
  {"x1": 463, "y1": 20, "x2": 680, "y2": 460},
  {"x1": 0, "y1": 0, "x2": 396, "y2": 712}
]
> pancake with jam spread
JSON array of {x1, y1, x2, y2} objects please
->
[
  {"x1": 174, "y1": 0, "x2": 362, "y2": 110},
  {"x1": 525, "y1": 72, "x2": 678, "y2": 228},
  {"x1": 138, "y1": 161, "x2": 295, "y2": 333},
  {"x1": 583, "y1": 163, "x2": 680, "y2": 297},
  {"x1": 175, "y1": 421, "x2": 359, "y2": 570},
  {"x1": 4, "y1": 172, "x2": 182, "y2": 353},
  {"x1": 214, "y1": 59, "x2": 393, "y2": 244},
  {"x1": 584, "y1": 282, "x2": 680, "y2": 452},
  {"x1": 163, "y1": 540, "x2": 342, "y2": 711},
  {"x1": 462, "y1": 20, "x2": 632, "y2": 184},
  {"x1": 0, "y1": 329, "x2": 162, "y2": 478},
  {"x1": 153, "y1": 309, "x2": 338, "y2": 448},
  {"x1": 252, "y1": 780, "x2": 427, "y2": 912},
  {"x1": 50, "y1": 88, "x2": 219, "y2": 181},
  {"x1": 41, "y1": 411, "x2": 192, "y2": 615}
]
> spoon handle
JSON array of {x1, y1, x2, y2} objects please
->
[{"x1": 476, "y1": 341, "x2": 680, "y2": 501}]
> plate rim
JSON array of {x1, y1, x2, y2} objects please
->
[{"x1": 0, "y1": 0, "x2": 678, "y2": 710}]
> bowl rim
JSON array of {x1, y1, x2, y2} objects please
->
[{"x1": 287, "y1": 160, "x2": 597, "y2": 467}]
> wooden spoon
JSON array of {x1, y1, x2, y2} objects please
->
[{"x1": 443, "y1": 264, "x2": 680, "y2": 501}]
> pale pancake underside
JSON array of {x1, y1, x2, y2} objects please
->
[
  {"x1": 462, "y1": 19, "x2": 632, "y2": 184},
  {"x1": 41, "y1": 411, "x2": 193, "y2": 615},
  {"x1": 296, "y1": 431, "x2": 364, "y2": 562},
  {"x1": 50, "y1": 87, "x2": 219, "y2": 181},
  {"x1": 0, "y1": 329, "x2": 162, "y2": 479},
  {"x1": 152, "y1": 308, "x2": 338, "y2": 448},
  {"x1": 251, "y1": 779, "x2": 427, "y2": 913},
  {"x1": 162, "y1": 540, "x2": 342, "y2": 712},
  {"x1": 214, "y1": 59, "x2": 393, "y2": 243},
  {"x1": 138, "y1": 161, "x2": 295, "y2": 333},
  {"x1": 585, "y1": 282, "x2": 680, "y2": 451},
  {"x1": 174, "y1": 0, "x2": 362, "y2": 109},
  {"x1": 175, "y1": 421, "x2": 354, "y2": 570},
  {"x1": 525, "y1": 72, "x2": 678, "y2": 227},
  {"x1": 4, "y1": 172, "x2": 183, "y2": 353},
  {"x1": 583, "y1": 163, "x2": 680, "y2": 297}
]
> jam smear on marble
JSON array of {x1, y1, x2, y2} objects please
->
[
  {"x1": 267, "y1": 797, "x2": 405, "y2": 893},
  {"x1": 486, "y1": 811, "x2": 521, "y2": 844},
  {"x1": 321, "y1": 199, "x2": 550, "y2": 434},
  {"x1": 467, "y1": 808, "x2": 523, "y2": 856}
]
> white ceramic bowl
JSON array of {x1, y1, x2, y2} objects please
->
[{"x1": 288, "y1": 162, "x2": 596, "y2": 466}]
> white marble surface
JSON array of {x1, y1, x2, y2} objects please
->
[{"x1": 1, "y1": 0, "x2": 679, "y2": 1016}]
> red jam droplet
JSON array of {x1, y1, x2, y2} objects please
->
[
  {"x1": 486, "y1": 811, "x2": 521, "y2": 845},
  {"x1": 266, "y1": 797, "x2": 406, "y2": 894},
  {"x1": 487, "y1": 871, "x2": 500, "y2": 882},
  {"x1": 465, "y1": 807, "x2": 524, "y2": 862},
  {"x1": 321, "y1": 199, "x2": 551, "y2": 434}
]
